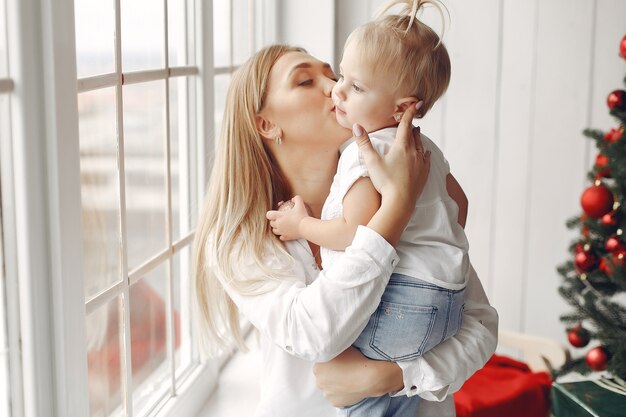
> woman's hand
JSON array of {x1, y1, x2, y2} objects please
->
[
  {"x1": 355, "y1": 101, "x2": 429, "y2": 209},
  {"x1": 356, "y1": 101, "x2": 431, "y2": 245},
  {"x1": 313, "y1": 347, "x2": 404, "y2": 408}
]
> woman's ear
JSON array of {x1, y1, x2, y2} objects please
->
[
  {"x1": 393, "y1": 97, "x2": 421, "y2": 121},
  {"x1": 255, "y1": 114, "x2": 278, "y2": 141}
]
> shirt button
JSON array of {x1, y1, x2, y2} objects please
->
[
  {"x1": 285, "y1": 345, "x2": 293, "y2": 352},
  {"x1": 391, "y1": 258, "x2": 398, "y2": 267},
  {"x1": 410, "y1": 386, "x2": 417, "y2": 391}
]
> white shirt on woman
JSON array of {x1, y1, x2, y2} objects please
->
[
  {"x1": 215, "y1": 226, "x2": 498, "y2": 417},
  {"x1": 322, "y1": 127, "x2": 468, "y2": 290}
]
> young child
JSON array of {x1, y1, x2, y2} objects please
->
[{"x1": 268, "y1": 1, "x2": 469, "y2": 415}]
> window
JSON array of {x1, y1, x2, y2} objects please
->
[
  {"x1": 74, "y1": 0, "x2": 200, "y2": 415},
  {"x1": 73, "y1": 1, "x2": 276, "y2": 416},
  {"x1": 1, "y1": 0, "x2": 21, "y2": 415}
]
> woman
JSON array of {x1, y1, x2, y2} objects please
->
[{"x1": 193, "y1": 45, "x2": 497, "y2": 417}]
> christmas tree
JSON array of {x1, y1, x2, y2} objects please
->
[{"x1": 557, "y1": 34, "x2": 626, "y2": 380}]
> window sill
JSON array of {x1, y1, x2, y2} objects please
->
[{"x1": 196, "y1": 339, "x2": 262, "y2": 417}]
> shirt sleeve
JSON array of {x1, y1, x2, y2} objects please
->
[
  {"x1": 391, "y1": 262, "x2": 499, "y2": 401},
  {"x1": 219, "y1": 226, "x2": 400, "y2": 362}
]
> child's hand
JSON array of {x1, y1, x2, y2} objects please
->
[{"x1": 266, "y1": 196, "x2": 310, "y2": 241}]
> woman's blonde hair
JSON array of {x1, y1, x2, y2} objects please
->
[
  {"x1": 347, "y1": 0, "x2": 451, "y2": 117},
  {"x1": 192, "y1": 45, "x2": 306, "y2": 356}
]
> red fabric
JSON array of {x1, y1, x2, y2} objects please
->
[{"x1": 454, "y1": 354, "x2": 552, "y2": 417}]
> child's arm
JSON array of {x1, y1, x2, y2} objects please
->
[
  {"x1": 267, "y1": 178, "x2": 381, "y2": 251},
  {"x1": 446, "y1": 173, "x2": 468, "y2": 228}
]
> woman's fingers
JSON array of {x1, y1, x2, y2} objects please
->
[{"x1": 395, "y1": 101, "x2": 423, "y2": 150}]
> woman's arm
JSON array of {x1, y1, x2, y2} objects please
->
[{"x1": 313, "y1": 263, "x2": 498, "y2": 406}]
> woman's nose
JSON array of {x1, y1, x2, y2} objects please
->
[{"x1": 323, "y1": 77, "x2": 335, "y2": 97}]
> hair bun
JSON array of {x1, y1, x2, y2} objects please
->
[{"x1": 375, "y1": 0, "x2": 448, "y2": 39}]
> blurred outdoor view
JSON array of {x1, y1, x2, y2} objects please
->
[{"x1": 75, "y1": 0, "x2": 198, "y2": 415}]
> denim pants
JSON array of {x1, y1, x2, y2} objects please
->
[{"x1": 338, "y1": 273, "x2": 465, "y2": 417}]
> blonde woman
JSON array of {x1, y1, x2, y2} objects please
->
[{"x1": 193, "y1": 45, "x2": 497, "y2": 417}]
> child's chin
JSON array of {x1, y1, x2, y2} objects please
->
[{"x1": 335, "y1": 115, "x2": 353, "y2": 130}]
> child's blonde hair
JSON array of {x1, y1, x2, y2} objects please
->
[{"x1": 346, "y1": 0, "x2": 450, "y2": 117}]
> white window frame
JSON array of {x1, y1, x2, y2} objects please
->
[
  {"x1": 1, "y1": 3, "x2": 24, "y2": 414},
  {"x1": 3, "y1": 0, "x2": 277, "y2": 415}
]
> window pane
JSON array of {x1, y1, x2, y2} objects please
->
[
  {"x1": 170, "y1": 77, "x2": 190, "y2": 242},
  {"x1": 168, "y1": 0, "x2": 187, "y2": 67},
  {"x1": 121, "y1": 0, "x2": 165, "y2": 71},
  {"x1": 0, "y1": 88, "x2": 10, "y2": 417},
  {"x1": 86, "y1": 296, "x2": 123, "y2": 417},
  {"x1": 232, "y1": 0, "x2": 252, "y2": 65},
  {"x1": 79, "y1": 87, "x2": 122, "y2": 300},
  {"x1": 74, "y1": 0, "x2": 115, "y2": 78},
  {"x1": 0, "y1": 223, "x2": 10, "y2": 417},
  {"x1": 213, "y1": 0, "x2": 230, "y2": 67},
  {"x1": 214, "y1": 73, "x2": 230, "y2": 140},
  {"x1": 0, "y1": 0, "x2": 7, "y2": 78},
  {"x1": 173, "y1": 246, "x2": 193, "y2": 376},
  {"x1": 130, "y1": 265, "x2": 170, "y2": 416},
  {"x1": 123, "y1": 81, "x2": 167, "y2": 270}
]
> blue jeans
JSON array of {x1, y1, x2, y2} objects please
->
[{"x1": 338, "y1": 273, "x2": 465, "y2": 417}]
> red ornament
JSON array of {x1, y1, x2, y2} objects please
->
[
  {"x1": 595, "y1": 154, "x2": 611, "y2": 178},
  {"x1": 582, "y1": 226, "x2": 590, "y2": 239},
  {"x1": 567, "y1": 326, "x2": 591, "y2": 348},
  {"x1": 605, "y1": 236, "x2": 624, "y2": 253},
  {"x1": 621, "y1": 35, "x2": 626, "y2": 60},
  {"x1": 575, "y1": 249, "x2": 599, "y2": 273},
  {"x1": 599, "y1": 257, "x2": 612, "y2": 275},
  {"x1": 612, "y1": 251, "x2": 626, "y2": 268},
  {"x1": 601, "y1": 211, "x2": 618, "y2": 227},
  {"x1": 607, "y1": 90, "x2": 626, "y2": 110},
  {"x1": 586, "y1": 346, "x2": 610, "y2": 371},
  {"x1": 581, "y1": 185, "x2": 614, "y2": 218},
  {"x1": 604, "y1": 127, "x2": 624, "y2": 143}
]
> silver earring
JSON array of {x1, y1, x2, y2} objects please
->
[
  {"x1": 274, "y1": 135, "x2": 282, "y2": 145},
  {"x1": 394, "y1": 113, "x2": 402, "y2": 122}
]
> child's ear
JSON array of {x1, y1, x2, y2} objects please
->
[
  {"x1": 255, "y1": 114, "x2": 280, "y2": 141},
  {"x1": 394, "y1": 97, "x2": 419, "y2": 113}
]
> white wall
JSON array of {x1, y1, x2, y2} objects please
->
[
  {"x1": 276, "y1": 0, "x2": 335, "y2": 64},
  {"x1": 301, "y1": 0, "x2": 626, "y2": 346}
]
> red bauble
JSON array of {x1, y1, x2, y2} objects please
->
[
  {"x1": 605, "y1": 236, "x2": 624, "y2": 253},
  {"x1": 575, "y1": 249, "x2": 599, "y2": 272},
  {"x1": 599, "y1": 257, "x2": 612, "y2": 275},
  {"x1": 612, "y1": 251, "x2": 626, "y2": 268},
  {"x1": 604, "y1": 127, "x2": 624, "y2": 143},
  {"x1": 607, "y1": 90, "x2": 626, "y2": 110},
  {"x1": 621, "y1": 35, "x2": 626, "y2": 60},
  {"x1": 582, "y1": 226, "x2": 590, "y2": 239},
  {"x1": 595, "y1": 154, "x2": 611, "y2": 178},
  {"x1": 567, "y1": 326, "x2": 591, "y2": 348},
  {"x1": 601, "y1": 211, "x2": 618, "y2": 227},
  {"x1": 586, "y1": 346, "x2": 610, "y2": 371},
  {"x1": 581, "y1": 185, "x2": 614, "y2": 218},
  {"x1": 595, "y1": 154, "x2": 609, "y2": 167}
]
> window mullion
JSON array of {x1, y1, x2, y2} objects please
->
[
  {"x1": 162, "y1": 0, "x2": 177, "y2": 398},
  {"x1": 112, "y1": 0, "x2": 133, "y2": 415}
]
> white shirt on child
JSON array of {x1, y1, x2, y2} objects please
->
[{"x1": 321, "y1": 127, "x2": 469, "y2": 290}]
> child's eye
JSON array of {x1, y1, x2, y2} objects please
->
[{"x1": 352, "y1": 83, "x2": 364, "y2": 93}]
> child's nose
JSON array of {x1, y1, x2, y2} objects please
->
[{"x1": 332, "y1": 83, "x2": 345, "y2": 100}]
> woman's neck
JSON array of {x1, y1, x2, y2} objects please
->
[{"x1": 274, "y1": 146, "x2": 339, "y2": 219}]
